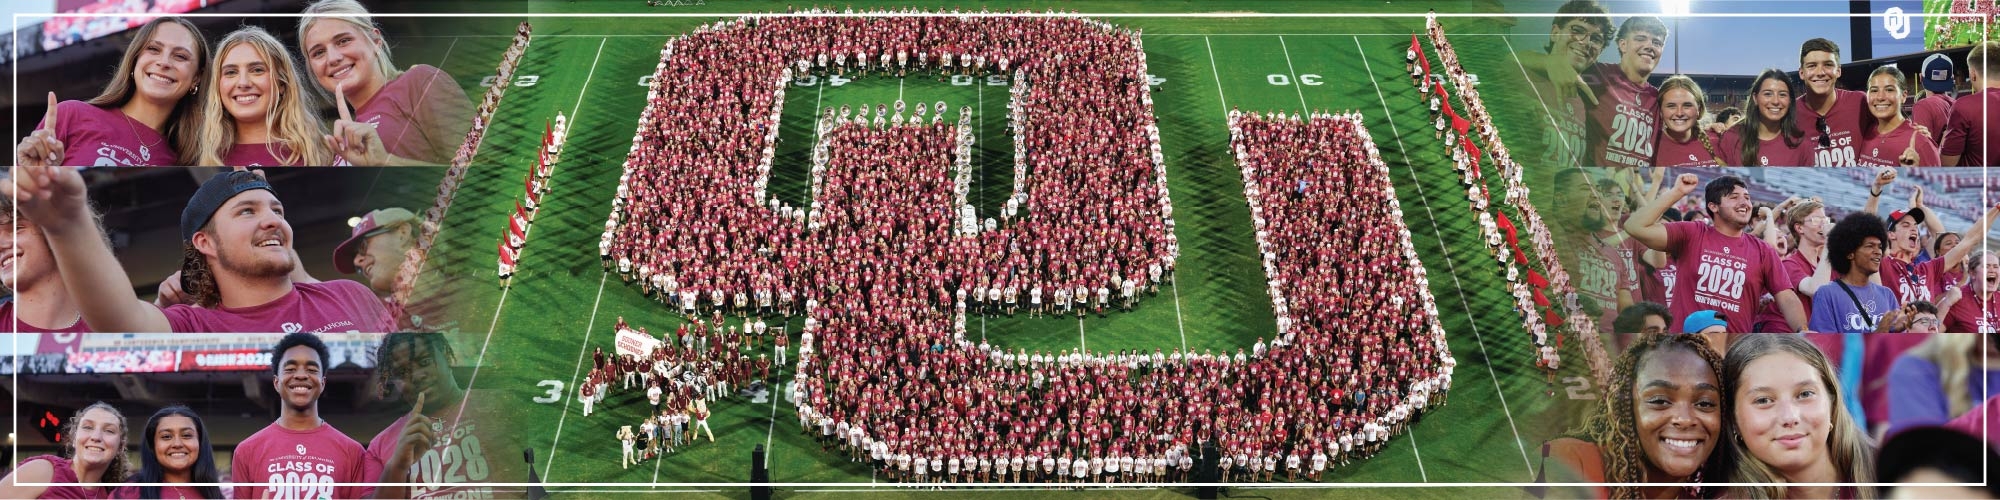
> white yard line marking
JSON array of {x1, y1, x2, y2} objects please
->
[
  {"x1": 464, "y1": 36, "x2": 608, "y2": 405},
  {"x1": 1498, "y1": 37, "x2": 1579, "y2": 164},
  {"x1": 1203, "y1": 36, "x2": 1227, "y2": 111},
  {"x1": 1354, "y1": 34, "x2": 1532, "y2": 480},
  {"x1": 1408, "y1": 426, "x2": 1429, "y2": 482},
  {"x1": 1078, "y1": 315, "x2": 1088, "y2": 352},
  {"x1": 1276, "y1": 35, "x2": 1310, "y2": 110},
  {"x1": 543, "y1": 272, "x2": 610, "y2": 476},
  {"x1": 1170, "y1": 273, "x2": 1188, "y2": 352}
]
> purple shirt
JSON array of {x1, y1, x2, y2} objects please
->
[
  {"x1": 1795, "y1": 89, "x2": 1868, "y2": 166},
  {"x1": 1940, "y1": 88, "x2": 1998, "y2": 166},
  {"x1": 33, "y1": 100, "x2": 177, "y2": 166},
  {"x1": 230, "y1": 422, "x2": 380, "y2": 500},
  {"x1": 354, "y1": 65, "x2": 472, "y2": 164},
  {"x1": 1584, "y1": 62, "x2": 1657, "y2": 168},
  {"x1": 1662, "y1": 221, "x2": 1791, "y2": 332},
  {"x1": 1718, "y1": 127, "x2": 1813, "y2": 167},
  {"x1": 1858, "y1": 120, "x2": 1943, "y2": 167},
  {"x1": 1808, "y1": 280, "x2": 1898, "y2": 334},
  {"x1": 162, "y1": 280, "x2": 393, "y2": 333},
  {"x1": 1653, "y1": 129, "x2": 1722, "y2": 167},
  {"x1": 1886, "y1": 354, "x2": 2000, "y2": 435}
]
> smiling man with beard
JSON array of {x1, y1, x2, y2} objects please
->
[
  {"x1": 2, "y1": 168, "x2": 393, "y2": 333},
  {"x1": 232, "y1": 333, "x2": 384, "y2": 499},
  {"x1": 1583, "y1": 15, "x2": 1666, "y2": 168},
  {"x1": 1625, "y1": 174, "x2": 1808, "y2": 333}
]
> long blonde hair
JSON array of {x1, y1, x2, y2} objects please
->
[
  {"x1": 195, "y1": 27, "x2": 331, "y2": 166},
  {"x1": 298, "y1": 0, "x2": 404, "y2": 102},
  {"x1": 1722, "y1": 334, "x2": 1876, "y2": 499},
  {"x1": 86, "y1": 17, "x2": 210, "y2": 164}
]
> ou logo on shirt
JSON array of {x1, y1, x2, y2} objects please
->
[
  {"x1": 282, "y1": 322, "x2": 304, "y2": 334},
  {"x1": 296, "y1": 444, "x2": 307, "y2": 455}
]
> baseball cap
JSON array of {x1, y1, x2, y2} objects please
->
[
  {"x1": 1682, "y1": 310, "x2": 1727, "y2": 334},
  {"x1": 1889, "y1": 207, "x2": 1927, "y2": 227},
  {"x1": 1921, "y1": 53, "x2": 1955, "y2": 94},
  {"x1": 333, "y1": 207, "x2": 416, "y2": 274},
  {"x1": 180, "y1": 170, "x2": 275, "y2": 243}
]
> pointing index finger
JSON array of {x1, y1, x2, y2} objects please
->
[
  {"x1": 335, "y1": 80, "x2": 354, "y2": 123},
  {"x1": 44, "y1": 92, "x2": 59, "y2": 131},
  {"x1": 412, "y1": 390, "x2": 428, "y2": 417}
]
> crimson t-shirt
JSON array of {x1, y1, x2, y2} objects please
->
[
  {"x1": 33, "y1": 100, "x2": 177, "y2": 166},
  {"x1": 1857, "y1": 121, "x2": 1942, "y2": 167},
  {"x1": 1754, "y1": 250, "x2": 1816, "y2": 333},
  {"x1": 1584, "y1": 62, "x2": 1657, "y2": 168},
  {"x1": 222, "y1": 143, "x2": 294, "y2": 167},
  {"x1": 1947, "y1": 290, "x2": 1998, "y2": 333},
  {"x1": 1795, "y1": 89, "x2": 1867, "y2": 167},
  {"x1": 231, "y1": 422, "x2": 379, "y2": 499},
  {"x1": 15, "y1": 455, "x2": 109, "y2": 499},
  {"x1": 1880, "y1": 256, "x2": 1951, "y2": 306},
  {"x1": 354, "y1": 65, "x2": 473, "y2": 165},
  {"x1": 365, "y1": 398, "x2": 513, "y2": 499},
  {"x1": 1718, "y1": 127, "x2": 1813, "y2": 167},
  {"x1": 1911, "y1": 93, "x2": 1954, "y2": 139},
  {"x1": 0, "y1": 300, "x2": 92, "y2": 337},
  {"x1": 163, "y1": 280, "x2": 394, "y2": 333},
  {"x1": 1654, "y1": 129, "x2": 1723, "y2": 167},
  {"x1": 107, "y1": 484, "x2": 206, "y2": 499},
  {"x1": 1661, "y1": 221, "x2": 1792, "y2": 332},
  {"x1": 1574, "y1": 233, "x2": 1637, "y2": 331},
  {"x1": 1940, "y1": 88, "x2": 1998, "y2": 166}
]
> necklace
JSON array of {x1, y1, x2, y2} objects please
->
[{"x1": 121, "y1": 110, "x2": 163, "y2": 163}]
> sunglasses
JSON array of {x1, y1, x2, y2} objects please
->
[{"x1": 1815, "y1": 116, "x2": 1831, "y2": 148}]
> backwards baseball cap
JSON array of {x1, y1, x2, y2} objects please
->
[
  {"x1": 180, "y1": 170, "x2": 275, "y2": 243},
  {"x1": 1682, "y1": 310, "x2": 1728, "y2": 334},
  {"x1": 333, "y1": 207, "x2": 416, "y2": 274},
  {"x1": 1921, "y1": 53, "x2": 1956, "y2": 94},
  {"x1": 1889, "y1": 207, "x2": 1928, "y2": 227}
]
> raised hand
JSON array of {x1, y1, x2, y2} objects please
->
[
  {"x1": 323, "y1": 81, "x2": 389, "y2": 166},
  {"x1": 15, "y1": 93, "x2": 66, "y2": 166}
]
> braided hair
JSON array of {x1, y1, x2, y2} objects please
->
[
  {"x1": 1657, "y1": 75, "x2": 1722, "y2": 165},
  {"x1": 1568, "y1": 333, "x2": 1727, "y2": 499}
]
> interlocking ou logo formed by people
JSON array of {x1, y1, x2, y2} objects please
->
[{"x1": 605, "y1": 14, "x2": 1453, "y2": 476}]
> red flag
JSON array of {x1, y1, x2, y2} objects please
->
[
  {"x1": 1434, "y1": 82, "x2": 1449, "y2": 100},
  {"x1": 1527, "y1": 269, "x2": 1549, "y2": 288},
  {"x1": 1453, "y1": 115, "x2": 1472, "y2": 137},
  {"x1": 515, "y1": 200, "x2": 527, "y2": 220},
  {"x1": 1532, "y1": 286, "x2": 1551, "y2": 307},
  {"x1": 508, "y1": 213, "x2": 526, "y2": 238},
  {"x1": 1410, "y1": 33, "x2": 1421, "y2": 56},
  {"x1": 524, "y1": 171, "x2": 534, "y2": 194},
  {"x1": 499, "y1": 240, "x2": 516, "y2": 265},
  {"x1": 544, "y1": 119, "x2": 553, "y2": 146},
  {"x1": 1514, "y1": 246, "x2": 1530, "y2": 265},
  {"x1": 1545, "y1": 309, "x2": 1565, "y2": 327},
  {"x1": 1417, "y1": 48, "x2": 1431, "y2": 77}
]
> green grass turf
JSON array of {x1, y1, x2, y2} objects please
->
[{"x1": 386, "y1": 4, "x2": 1618, "y2": 498}]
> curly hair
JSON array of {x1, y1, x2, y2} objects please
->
[
  {"x1": 59, "y1": 401, "x2": 131, "y2": 488},
  {"x1": 1827, "y1": 212, "x2": 1888, "y2": 275},
  {"x1": 373, "y1": 332, "x2": 457, "y2": 399},
  {"x1": 178, "y1": 241, "x2": 222, "y2": 308},
  {"x1": 1569, "y1": 333, "x2": 1727, "y2": 499}
]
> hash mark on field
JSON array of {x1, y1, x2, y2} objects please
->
[
  {"x1": 1078, "y1": 315, "x2": 1088, "y2": 352},
  {"x1": 1276, "y1": 35, "x2": 1310, "y2": 110},
  {"x1": 1353, "y1": 34, "x2": 1531, "y2": 480},
  {"x1": 544, "y1": 272, "x2": 610, "y2": 476},
  {"x1": 1170, "y1": 273, "x2": 1188, "y2": 352}
]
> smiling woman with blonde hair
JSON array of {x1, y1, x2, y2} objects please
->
[{"x1": 195, "y1": 26, "x2": 334, "y2": 166}]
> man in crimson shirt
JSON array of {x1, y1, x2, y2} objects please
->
[
  {"x1": 7, "y1": 168, "x2": 395, "y2": 333},
  {"x1": 234, "y1": 333, "x2": 426, "y2": 499},
  {"x1": 1879, "y1": 202, "x2": 1997, "y2": 306},
  {"x1": 1583, "y1": 15, "x2": 1666, "y2": 168},
  {"x1": 0, "y1": 196, "x2": 91, "y2": 335},
  {"x1": 1625, "y1": 174, "x2": 1809, "y2": 333},
  {"x1": 367, "y1": 332, "x2": 518, "y2": 498},
  {"x1": 1941, "y1": 42, "x2": 1998, "y2": 167},
  {"x1": 1795, "y1": 38, "x2": 1867, "y2": 167}
]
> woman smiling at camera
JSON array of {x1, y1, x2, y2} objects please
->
[
  {"x1": 1722, "y1": 334, "x2": 1875, "y2": 499},
  {"x1": 1547, "y1": 333, "x2": 1727, "y2": 499}
]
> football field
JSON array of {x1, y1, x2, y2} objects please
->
[{"x1": 393, "y1": 2, "x2": 1603, "y2": 497}]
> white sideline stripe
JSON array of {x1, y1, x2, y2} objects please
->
[
  {"x1": 1352, "y1": 34, "x2": 1532, "y2": 480},
  {"x1": 544, "y1": 272, "x2": 610, "y2": 477},
  {"x1": 1408, "y1": 426, "x2": 1428, "y2": 482}
]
